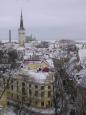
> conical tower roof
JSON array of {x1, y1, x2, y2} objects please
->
[{"x1": 20, "y1": 10, "x2": 24, "y2": 30}]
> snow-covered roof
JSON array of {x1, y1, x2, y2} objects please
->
[
  {"x1": 28, "y1": 70, "x2": 48, "y2": 83},
  {"x1": 46, "y1": 59, "x2": 54, "y2": 68},
  {"x1": 20, "y1": 69, "x2": 49, "y2": 83},
  {"x1": 24, "y1": 55, "x2": 29, "y2": 60},
  {"x1": 25, "y1": 52, "x2": 33, "y2": 56},
  {"x1": 76, "y1": 69, "x2": 86, "y2": 88},
  {"x1": 69, "y1": 57, "x2": 77, "y2": 64},
  {"x1": 79, "y1": 49, "x2": 86, "y2": 63},
  {"x1": 78, "y1": 76, "x2": 86, "y2": 88},
  {"x1": 17, "y1": 47, "x2": 25, "y2": 51},
  {"x1": 76, "y1": 69, "x2": 86, "y2": 77}
]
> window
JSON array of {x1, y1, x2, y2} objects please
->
[
  {"x1": 22, "y1": 82, "x2": 25, "y2": 87},
  {"x1": 41, "y1": 92, "x2": 44, "y2": 97},
  {"x1": 35, "y1": 91, "x2": 38, "y2": 96},
  {"x1": 35, "y1": 85, "x2": 38, "y2": 89},
  {"x1": 48, "y1": 91, "x2": 51, "y2": 97},
  {"x1": 22, "y1": 88, "x2": 26, "y2": 95},
  {"x1": 41, "y1": 101, "x2": 44, "y2": 107},
  {"x1": 41, "y1": 86, "x2": 44, "y2": 90},
  {"x1": 29, "y1": 89, "x2": 32, "y2": 95},
  {"x1": 48, "y1": 101, "x2": 50, "y2": 106},
  {"x1": 11, "y1": 93, "x2": 13, "y2": 98},
  {"x1": 17, "y1": 81, "x2": 18, "y2": 86},
  {"x1": 17, "y1": 81, "x2": 19, "y2": 92},
  {"x1": 22, "y1": 97, "x2": 25, "y2": 102},
  {"x1": 48, "y1": 86, "x2": 51, "y2": 89},
  {"x1": 11, "y1": 85, "x2": 13, "y2": 90},
  {"x1": 17, "y1": 95, "x2": 19, "y2": 100},
  {"x1": 29, "y1": 84, "x2": 31, "y2": 88},
  {"x1": 35, "y1": 101, "x2": 38, "y2": 105},
  {"x1": 46, "y1": 101, "x2": 51, "y2": 108},
  {"x1": 11, "y1": 79, "x2": 13, "y2": 85}
]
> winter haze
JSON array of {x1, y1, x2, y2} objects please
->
[{"x1": 0, "y1": 0, "x2": 86, "y2": 40}]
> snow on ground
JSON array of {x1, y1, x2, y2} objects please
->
[
  {"x1": 28, "y1": 107, "x2": 54, "y2": 114},
  {"x1": 3, "y1": 107, "x2": 16, "y2": 115},
  {"x1": 4, "y1": 111, "x2": 16, "y2": 115}
]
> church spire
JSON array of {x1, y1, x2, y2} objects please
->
[{"x1": 20, "y1": 10, "x2": 24, "y2": 30}]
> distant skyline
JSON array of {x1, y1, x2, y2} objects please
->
[{"x1": 0, "y1": 0, "x2": 86, "y2": 40}]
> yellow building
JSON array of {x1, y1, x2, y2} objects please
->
[
  {"x1": 27, "y1": 61, "x2": 49, "y2": 70},
  {"x1": 0, "y1": 89, "x2": 7, "y2": 107},
  {"x1": 18, "y1": 11, "x2": 26, "y2": 47},
  {"x1": 0, "y1": 78, "x2": 8, "y2": 107},
  {"x1": 7, "y1": 69, "x2": 54, "y2": 109}
]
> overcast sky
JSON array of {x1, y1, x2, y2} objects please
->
[{"x1": 0, "y1": 0, "x2": 86, "y2": 40}]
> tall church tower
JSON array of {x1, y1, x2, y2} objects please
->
[{"x1": 18, "y1": 11, "x2": 26, "y2": 46}]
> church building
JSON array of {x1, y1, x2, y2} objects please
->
[{"x1": 18, "y1": 11, "x2": 26, "y2": 46}]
